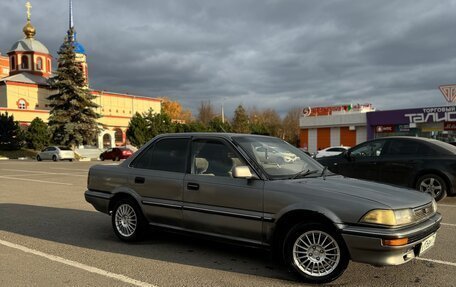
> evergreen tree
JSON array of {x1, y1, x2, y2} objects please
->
[
  {"x1": 208, "y1": 116, "x2": 232, "y2": 132},
  {"x1": 126, "y1": 112, "x2": 151, "y2": 147},
  {"x1": 0, "y1": 113, "x2": 22, "y2": 150},
  {"x1": 47, "y1": 28, "x2": 100, "y2": 149},
  {"x1": 26, "y1": 117, "x2": 50, "y2": 150},
  {"x1": 232, "y1": 105, "x2": 250, "y2": 134}
]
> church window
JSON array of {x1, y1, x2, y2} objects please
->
[
  {"x1": 114, "y1": 128, "x2": 123, "y2": 143},
  {"x1": 11, "y1": 56, "x2": 16, "y2": 70},
  {"x1": 18, "y1": 99, "x2": 28, "y2": 110},
  {"x1": 36, "y1": 57, "x2": 43, "y2": 70},
  {"x1": 21, "y1": 55, "x2": 29, "y2": 69}
]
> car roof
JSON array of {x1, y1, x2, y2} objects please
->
[{"x1": 154, "y1": 132, "x2": 277, "y2": 140}]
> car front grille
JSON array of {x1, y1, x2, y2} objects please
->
[{"x1": 413, "y1": 203, "x2": 434, "y2": 222}]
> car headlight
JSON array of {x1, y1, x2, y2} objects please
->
[{"x1": 360, "y1": 209, "x2": 414, "y2": 226}]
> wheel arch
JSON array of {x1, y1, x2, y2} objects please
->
[
  {"x1": 108, "y1": 190, "x2": 143, "y2": 215},
  {"x1": 271, "y1": 209, "x2": 344, "y2": 253}
]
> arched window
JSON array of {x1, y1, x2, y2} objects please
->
[
  {"x1": 36, "y1": 57, "x2": 43, "y2": 70},
  {"x1": 114, "y1": 128, "x2": 123, "y2": 143},
  {"x1": 17, "y1": 99, "x2": 27, "y2": 110},
  {"x1": 11, "y1": 56, "x2": 16, "y2": 70},
  {"x1": 21, "y1": 55, "x2": 29, "y2": 69}
]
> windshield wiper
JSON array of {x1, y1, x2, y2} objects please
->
[{"x1": 292, "y1": 169, "x2": 319, "y2": 179}]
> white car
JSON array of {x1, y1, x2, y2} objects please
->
[
  {"x1": 254, "y1": 146, "x2": 298, "y2": 163},
  {"x1": 315, "y1": 146, "x2": 349, "y2": 158},
  {"x1": 37, "y1": 146, "x2": 75, "y2": 162}
]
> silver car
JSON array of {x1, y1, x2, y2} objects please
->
[
  {"x1": 85, "y1": 133, "x2": 441, "y2": 284},
  {"x1": 37, "y1": 146, "x2": 75, "y2": 162}
]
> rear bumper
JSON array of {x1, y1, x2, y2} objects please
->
[
  {"x1": 85, "y1": 190, "x2": 113, "y2": 214},
  {"x1": 341, "y1": 213, "x2": 441, "y2": 266}
]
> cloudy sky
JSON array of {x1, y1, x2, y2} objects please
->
[{"x1": 1, "y1": 0, "x2": 455, "y2": 117}]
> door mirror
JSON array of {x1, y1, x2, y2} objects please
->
[
  {"x1": 232, "y1": 166, "x2": 253, "y2": 179},
  {"x1": 344, "y1": 150, "x2": 354, "y2": 161}
]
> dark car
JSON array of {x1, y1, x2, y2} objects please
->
[
  {"x1": 99, "y1": 147, "x2": 133, "y2": 161},
  {"x1": 317, "y1": 136, "x2": 456, "y2": 201},
  {"x1": 85, "y1": 133, "x2": 440, "y2": 284}
]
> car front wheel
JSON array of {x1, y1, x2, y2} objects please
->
[
  {"x1": 36, "y1": 155, "x2": 42, "y2": 161},
  {"x1": 283, "y1": 223, "x2": 349, "y2": 284},
  {"x1": 111, "y1": 199, "x2": 145, "y2": 242},
  {"x1": 416, "y1": 174, "x2": 447, "y2": 201},
  {"x1": 52, "y1": 155, "x2": 58, "y2": 162}
]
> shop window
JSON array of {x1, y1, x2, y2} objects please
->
[
  {"x1": 21, "y1": 56, "x2": 29, "y2": 69},
  {"x1": 36, "y1": 57, "x2": 43, "y2": 70}
]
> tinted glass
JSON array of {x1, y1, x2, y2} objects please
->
[
  {"x1": 134, "y1": 138, "x2": 188, "y2": 172},
  {"x1": 351, "y1": 140, "x2": 386, "y2": 158},
  {"x1": 386, "y1": 140, "x2": 434, "y2": 156},
  {"x1": 191, "y1": 140, "x2": 246, "y2": 177},
  {"x1": 327, "y1": 148, "x2": 346, "y2": 152}
]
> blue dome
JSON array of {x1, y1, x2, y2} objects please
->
[{"x1": 73, "y1": 41, "x2": 85, "y2": 54}]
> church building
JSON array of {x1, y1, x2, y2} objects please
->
[{"x1": 0, "y1": 1, "x2": 161, "y2": 148}]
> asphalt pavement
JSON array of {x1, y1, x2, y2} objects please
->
[{"x1": 1, "y1": 160, "x2": 455, "y2": 286}]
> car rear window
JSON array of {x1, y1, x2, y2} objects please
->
[{"x1": 59, "y1": 147, "x2": 72, "y2": 150}]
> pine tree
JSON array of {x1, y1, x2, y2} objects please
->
[
  {"x1": 0, "y1": 113, "x2": 22, "y2": 150},
  {"x1": 47, "y1": 28, "x2": 100, "y2": 149},
  {"x1": 126, "y1": 112, "x2": 152, "y2": 147},
  {"x1": 232, "y1": 105, "x2": 250, "y2": 134},
  {"x1": 26, "y1": 117, "x2": 50, "y2": 150}
]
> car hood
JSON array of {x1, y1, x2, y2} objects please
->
[{"x1": 284, "y1": 175, "x2": 432, "y2": 210}]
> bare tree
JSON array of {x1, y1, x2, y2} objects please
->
[
  {"x1": 197, "y1": 101, "x2": 216, "y2": 125},
  {"x1": 282, "y1": 107, "x2": 301, "y2": 146}
]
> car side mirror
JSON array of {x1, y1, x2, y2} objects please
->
[
  {"x1": 233, "y1": 166, "x2": 254, "y2": 179},
  {"x1": 344, "y1": 150, "x2": 353, "y2": 161}
]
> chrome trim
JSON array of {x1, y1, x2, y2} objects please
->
[
  {"x1": 183, "y1": 205, "x2": 263, "y2": 220},
  {"x1": 142, "y1": 200, "x2": 182, "y2": 209}
]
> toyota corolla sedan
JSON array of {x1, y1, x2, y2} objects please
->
[{"x1": 85, "y1": 133, "x2": 441, "y2": 284}]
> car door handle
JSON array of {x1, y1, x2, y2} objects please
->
[
  {"x1": 135, "y1": 177, "x2": 145, "y2": 184},
  {"x1": 187, "y1": 183, "x2": 200, "y2": 191}
]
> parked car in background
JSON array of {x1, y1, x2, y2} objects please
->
[
  {"x1": 254, "y1": 145, "x2": 298, "y2": 164},
  {"x1": 317, "y1": 136, "x2": 456, "y2": 201},
  {"x1": 99, "y1": 147, "x2": 133, "y2": 161},
  {"x1": 85, "y1": 133, "x2": 441, "y2": 284},
  {"x1": 315, "y1": 146, "x2": 350, "y2": 158},
  {"x1": 37, "y1": 146, "x2": 75, "y2": 162}
]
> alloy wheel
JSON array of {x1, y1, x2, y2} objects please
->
[
  {"x1": 114, "y1": 204, "x2": 138, "y2": 237},
  {"x1": 292, "y1": 230, "x2": 341, "y2": 277}
]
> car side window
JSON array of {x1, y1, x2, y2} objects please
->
[
  {"x1": 385, "y1": 140, "x2": 420, "y2": 155},
  {"x1": 191, "y1": 140, "x2": 246, "y2": 177},
  {"x1": 133, "y1": 138, "x2": 188, "y2": 173},
  {"x1": 351, "y1": 140, "x2": 385, "y2": 158},
  {"x1": 327, "y1": 148, "x2": 345, "y2": 152}
]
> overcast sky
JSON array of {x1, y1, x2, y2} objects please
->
[{"x1": 1, "y1": 0, "x2": 456, "y2": 117}]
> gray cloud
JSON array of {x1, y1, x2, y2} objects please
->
[{"x1": 1, "y1": 0, "x2": 455, "y2": 118}]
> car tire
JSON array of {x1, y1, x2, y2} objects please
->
[
  {"x1": 416, "y1": 174, "x2": 447, "y2": 201},
  {"x1": 100, "y1": 155, "x2": 105, "y2": 161},
  {"x1": 283, "y1": 223, "x2": 349, "y2": 284},
  {"x1": 36, "y1": 155, "x2": 42, "y2": 161},
  {"x1": 111, "y1": 198, "x2": 146, "y2": 242},
  {"x1": 69, "y1": 159, "x2": 73, "y2": 162},
  {"x1": 52, "y1": 155, "x2": 58, "y2": 162},
  {"x1": 114, "y1": 156, "x2": 120, "y2": 161}
]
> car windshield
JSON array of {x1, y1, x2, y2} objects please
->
[{"x1": 233, "y1": 135, "x2": 324, "y2": 180}]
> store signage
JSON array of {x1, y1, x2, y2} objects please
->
[
  {"x1": 398, "y1": 124, "x2": 410, "y2": 132},
  {"x1": 444, "y1": 122, "x2": 456, "y2": 130},
  {"x1": 439, "y1": 84, "x2": 456, "y2": 103},
  {"x1": 404, "y1": 106, "x2": 456, "y2": 123},
  {"x1": 376, "y1": 125, "x2": 394, "y2": 133}
]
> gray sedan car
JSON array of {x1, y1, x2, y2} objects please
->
[{"x1": 85, "y1": 133, "x2": 441, "y2": 284}]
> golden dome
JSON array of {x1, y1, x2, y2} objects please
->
[{"x1": 23, "y1": 21, "x2": 36, "y2": 38}]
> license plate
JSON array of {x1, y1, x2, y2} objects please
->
[{"x1": 419, "y1": 233, "x2": 436, "y2": 255}]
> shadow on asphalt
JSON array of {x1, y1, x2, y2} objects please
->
[{"x1": 0, "y1": 204, "x2": 296, "y2": 283}]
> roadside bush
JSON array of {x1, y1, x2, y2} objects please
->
[{"x1": 26, "y1": 117, "x2": 50, "y2": 151}]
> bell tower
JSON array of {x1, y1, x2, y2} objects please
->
[{"x1": 68, "y1": 0, "x2": 89, "y2": 86}]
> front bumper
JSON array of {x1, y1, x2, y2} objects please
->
[{"x1": 341, "y1": 212, "x2": 442, "y2": 266}]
